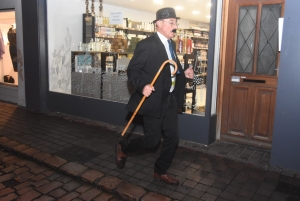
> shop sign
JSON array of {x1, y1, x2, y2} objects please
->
[{"x1": 109, "y1": 12, "x2": 123, "y2": 25}]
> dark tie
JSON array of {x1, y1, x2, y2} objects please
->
[
  {"x1": 168, "y1": 40, "x2": 176, "y2": 61},
  {"x1": 168, "y1": 40, "x2": 180, "y2": 74}
]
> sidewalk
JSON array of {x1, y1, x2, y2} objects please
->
[
  {"x1": 1, "y1": 101, "x2": 300, "y2": 201},
  {"x1": 0, "y1": 150, "x2": 118, "y2": 201}
]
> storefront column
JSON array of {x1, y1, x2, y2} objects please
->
[{"x1": 22, "y1": 0, "x2": 48, "y2": 111}]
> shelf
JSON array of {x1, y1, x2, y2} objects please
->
[
  {"x1": 127, "y1": 28, "x2": 153, "y2": 33},
  {"x1": 193, "y1": 48, "x2": 208, "y2": 50},
  {"x1": 71, "y1": 50, "x2": 132, "y2": 55},
  {"x1": 177, "y1": 53, "x2": 208, "y2": 57},
  {"x1": 192, "y1": 36, "x2": 209, "y2": 40},
  {"x1": 95, "y1": 36, "x2": 116, "y2": 39},
  {"x1": 197, "y1": 73, "x2": 207, "y2": 76},
  {"x1": 96, "y1": 24, "x2": 122, "y2": 28},
  {"x1": 96, "y1": 24, "x2": 154, "y2": 34}
]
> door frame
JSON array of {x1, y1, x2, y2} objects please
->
[
  {"x1": 216, "y1": 0, "x2": 230, "y2": 141},
  {"x1": 217, "y1": 0, "x2": 284, "y2": 148}
]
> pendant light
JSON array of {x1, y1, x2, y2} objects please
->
[
  {"x1": 99, "y1": 0, "x2": 103, "y2": 17},
  {"x1": 91, "y1": 0, "x2": 95, "y2": 16},
  {"x1": 85, "y1": 0, "x2": 91, "y2": 21}
]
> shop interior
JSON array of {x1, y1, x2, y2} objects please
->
[
  {"x1": 48, "y1": 0, "x2": 212, "y2": 116},
  {"x1": 0, "y1": 10, "x2": 18, "y2": 85}
]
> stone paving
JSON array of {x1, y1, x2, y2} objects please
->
[
  {"x1": 1, "y1": 101, "x2": 300, "y2": 201},
  {"x1": 0, "y1": 149, "x2": 121, "y2": 201}
]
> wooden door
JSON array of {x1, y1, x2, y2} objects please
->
[{"x1": 221, "y1": 0, "x2": 285, "y2": 148}]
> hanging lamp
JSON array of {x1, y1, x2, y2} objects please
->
[
  {"x1": 91, "y1": 0, "x2": 95, "y2": 16},
  {"x1": 99, "y1": 0, "x2": 103, "y2": 17},
  {"x1": 85, "y1": 0, "x2": 91, "y2": 21}
]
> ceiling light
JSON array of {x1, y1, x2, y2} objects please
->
[
  {"x1": 153, "y1": 0, "x2": 163, "y2": 4},
  {"x1": 207, "y1": 3, "x2": 212, "y2": 7},
  {"x1": 206, "y1": 15, "x2": 211, "y2": 18},
  {"x1": 192, "y1": 11, "x2": 200, "y2": 15},
  {"x1": 175, "y1": 6, "x2": 183, "y2": 10}
]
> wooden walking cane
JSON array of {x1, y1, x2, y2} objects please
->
[{"x1": 120, "y1": 60, "x2": 178, "y2": 138}]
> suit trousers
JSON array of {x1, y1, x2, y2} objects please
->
[{"x1": 122, "y1": 93, "x2": 179, "y2": 175}]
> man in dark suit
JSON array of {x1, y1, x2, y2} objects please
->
[{"x1": 116, "y1": 7, "x2": 195, "y2": 185}]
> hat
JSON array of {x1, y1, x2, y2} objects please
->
[{"x1": 153, "y1": 7, "x2": 181, "y2": 23}]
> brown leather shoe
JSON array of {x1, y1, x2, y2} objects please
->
[
  {"x1": 116, "y1": 143, "x2": 127, "y2": 169},
  {"x1": 153, "y1": 172, "x2": 179, "y2": 185}
]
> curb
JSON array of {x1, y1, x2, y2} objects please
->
[{"x1": 0, "y1": 136, "x2": 172, "y2": 201}]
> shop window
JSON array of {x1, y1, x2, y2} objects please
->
[
  {"x1": 0, "y1": 10, "x2": 18, "y2": 85},
  {"x1": 47, "y1": 0, "x2": 211, "y2": 116}
]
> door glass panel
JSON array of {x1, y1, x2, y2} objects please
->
[
  {"x1": 257, "y1": 4, "x2": 281, "y2": 76},
  {"x1": 235, "y1": 6, "x2": 257, "y2": 73}
]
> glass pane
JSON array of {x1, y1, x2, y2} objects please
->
[
  {"x1": 0, "y1": 10, "x2": 18, "y2": 85},
  {"x1": 178, "y1": 1, "x2": 211, "y2": 116},
  {"x1": 47, "y1": 0, "x2": 212, "y2": 116},
  {"x1": 70, "y1": 50, "x2": 131, "y2": 103},
  {"x1": 257, "y1": 4, "x2": 281, "y2": 76},
  {"x1": 182, "y1": 51, "x2": 207, "y2": 116},
  {"x1": 235, "y1": 6, "x2": 257, "y2": 73}
]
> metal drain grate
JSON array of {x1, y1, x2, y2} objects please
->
[
  {"x1": 54, "y1": 145, "x2": 101, "y2": 164},
  {"x1": 275, "y1": 181, "x2": 300, "y2": 201}
]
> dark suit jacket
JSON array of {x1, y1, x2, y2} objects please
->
[{"x1": 126, "y1": 33, "x2": 186, "y2": 118}]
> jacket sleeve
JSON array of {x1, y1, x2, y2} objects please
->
[{"x1": 127, "y1": 41, "x2": 151, "y2": 96}]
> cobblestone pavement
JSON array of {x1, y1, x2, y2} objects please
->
[
  {"x1": 1, "y1": 101, "x2": 300, "y2": 201},
  {"x1": 0, "y1": 149, "x2": 120, "y2": 201}
]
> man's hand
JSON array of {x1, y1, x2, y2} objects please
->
[
  {"x1": 142, "y1": 84, "x2": 155, "y2": 97},
  {"x1": 184, "y1": 67, "x2": 195, "y2": 79}
]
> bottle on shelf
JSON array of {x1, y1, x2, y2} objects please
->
[
  {"x1": 104, "y1": 40, "x2": 111, "y2": 52},
  {"x1": 127, "y1": 19, "x2": 132, "y2": 28},
  {"x1": 173, "y1": 35, "x2": 177, "y2": 52},
  {"x1": 95, "y1": 16, "x2": 98, "y2": 25},
  {"x1": 102, "y1": 17, "x2": 106, "y2": 25},
  {"x1": 95, "y1": 38, "x2": 101, "y2": 51},
  {"x1": 123, "y1": 18, "x2": 127, "y2": 28},
  {"x1": 94, "y1": 39, "x2": 98, "y2": 51},
  {"x1": 177, "y1": 34, "x2": 183, "y2": 54},
  {"x1": 78, "y1": 42, "x2": 82, "y2": 51},
  {"x1": 90, "y1": 38, "x2": 94, "y2": 51},
  {"x1": 99, "y1": 16, "x2": 103, "y2": 25},
  {"x1": 101, "y1": 39, "x2": 106, "y2": 52},
  {"x1": 182, "y1": 31, "x2": 187, "y2": 54},
  {"x1": 186, "y1": 36, "x2": 192, "y2": 54},
  {"x1": 105, "y1": 17, "x2": 110, "y2": 26}
]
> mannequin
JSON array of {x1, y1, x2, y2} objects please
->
[
  {"x1": 0, "y1": 28, "x2": 5, "y2": 82},
  {"x1": 7, "y1": 25, "x2": 17, "y2": 72}
]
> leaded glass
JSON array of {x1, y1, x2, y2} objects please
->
[
  {"x1": 257, "y1": 4, "x2": 281, "y2": 76},
  {"x1": 235, "y1": 6, "x2": 257, "y2": 73}
]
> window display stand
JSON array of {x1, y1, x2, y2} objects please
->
[{"x1": 183, "y1": 53, "x2": 197, "y2": 113}]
